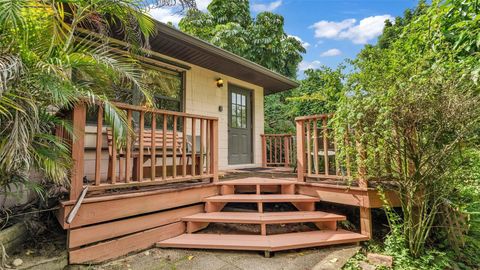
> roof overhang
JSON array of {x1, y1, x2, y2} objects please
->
[{"x1": 148, "y1": 22, "x2": 299, "y2": 95}]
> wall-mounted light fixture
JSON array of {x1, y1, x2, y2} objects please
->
[{"x1": 216, "y1": 78, "x2": 224, "y2": 88}]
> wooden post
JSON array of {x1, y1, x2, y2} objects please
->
[
  {"x1": 70, "y1": 102, "x2": 86, "y2": 201},
  {"x1": 210, "y1": 119, "x2": 219, "y2": 182},
  {"x1": 296, "y1": 120, "x2": 305, "y2": 182},
  {"x1": 360, "y1": 207, "x2": 372, "y2": 239},
  {"x1": 261, "y1": 135, "x2": 267, "y2": 167},
  {"x1": 94, "y1": 105, "x2": 103, "y2": 186}
]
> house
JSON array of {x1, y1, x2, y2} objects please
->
[{"x1": 55, "y1": 21, "x2": 399, "y2": 265}]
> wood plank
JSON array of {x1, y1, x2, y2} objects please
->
[
  {"x1": 69, "y1": 204, "x2": 203, "y2": 248},
  {"x1": 62, "y1": 185, "x2": 218, "y2": 228},
  {"x1": 200, "y1": 119, "x2": 204, "y2": 175},
  {"x1": 182, "y1": 211, "x2": 345, "y2": 224},
  {"x1": 204, "y1": 194, "x2": 320, "y2": 203},
  {"x1": 313, "y1": 120, "x2": 319, "y2": 174},
  {"x1": 360, "y1": 207, "x2": 372, "y2": 239},
  {"x1": 210, "y1": 120, "x2": 219, "y2": 182},
  {"x1": 218, "y1": 178, "x2": 296, "y2": 186},
  {"x1": 69, "y1": 222, "x2": 185, "y2": 264},
  {"x1": 297, "y1": 183, "x2": 368, "y2": 207},
  {"x1": 191, "y1": 117, "x2": 196, "y2": 176},
  {"x1": 157, "y1": 229, "x2": 367, "y2": 251}
]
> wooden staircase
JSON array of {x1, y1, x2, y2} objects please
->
[{"x1": 157, "y1": 177, "x2": 368, "y2": 255}]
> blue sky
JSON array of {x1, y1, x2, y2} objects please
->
[{"x1": 149, "y1": 0, "x2": 419, "y2": 76}]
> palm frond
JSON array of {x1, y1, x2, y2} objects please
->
[{"x1": 0, "y1": 55, "x2": 23, "y2": 95}]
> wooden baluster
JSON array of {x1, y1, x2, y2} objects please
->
[
  {"x1": 125, "y1": 110, "x2": 132, "y2": 183},
  {"x1": 306, "y1": 120, "x2": 312, "y2": 176},
  {"x1": 151, "y1": 113, "x2": 156, "y2": 181},
  {"x1": 273, "y1": 136, "x2": 278, "y2": 165},
  {"x1": 284, "y1": 136, "x2": 290, "y2": 167},
  {"x1": 344, "y1": 132, "x2": 352, "y2": 177},
  {"x1": 111, "y1": 121, "x2": 117, "y2": 184},
  {"x1": 261, "y1": 135, "x2": 267, "y2": 167},
  {"x1": 356, "y1": 131, "x2": 367, "y2": 188},
  {"x1": 333, "y1": 134, "x2": 340, "y2": 176},
  {"x1": 70, "y1": 102, "x2": 86, "y2": 200},
  {"x1": 323, "y1": 117, "x2": 329, "y2": 176},
  {"x1": 118, "y1": 114, "x2": 124, "y2": 183},
  {"x1": 206, "y1": 120, "x2": 211, "y2": 174},
  {"x1": 182, "y1": 117, "x2": 187, "y2": 177},
  {"x1": 296, "y1": 120, "x2": 306, "y2": 182},
  {"x1": 269, "y1": 136, "x2": 272, "y2": 165},
  {"x1": 162, "y1": 114, "x2": 167, "y2": 180},
  {"x1": 200, "y1": 119, "x2": 205, "y2": 175},
  {"x1": 138, "y1": 112, "x2": 144, "y2": 181},
  {"x1": 191, "y1": 117, "x2": 196, "y2": 176},
  {"x1": 172, "y1": 115, "x2": 177, "y2": 179},
  {"x1": 95, "y1": 105, "x2": 103, "y2": 185},
  {"x1": 313, "y1": 120, "x2": 319, "y2": 175}
]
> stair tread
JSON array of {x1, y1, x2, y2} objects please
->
[
  {"x1": 218, "y1": 178, "x2": 296, "y2": 186},
  {"x1": 157, "y1": 230, "x2": 367, "y2": 251},
  {"x1": 182, "y1": 211, "x2": 346, "y2": 223},
  {"x1": 204, "y1": 194, "x2": 320, "y2": 203}
]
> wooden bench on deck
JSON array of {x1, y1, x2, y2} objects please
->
[{"x1": 107, "y1": 129, "x2": 203, "y2": 181}]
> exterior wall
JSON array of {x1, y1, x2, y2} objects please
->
[
  {"x1": 184, "y1": 64, "x2": 264, "y2": 170},
  {"x1": 82, "y1": 51, "x2": 265, "y2": 172}
]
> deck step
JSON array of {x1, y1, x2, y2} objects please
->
[
  {"x1": 182, "y1": 211, "x2": 345, "y2": 224},
  {"x1": 218, "y1": 178, "x2": 296, "y2": 186},
  {"x1": 157, "y1": 230, "x2": 368, "y2": 251},
  {"x1": 204, "y1": 194, "x2": 320, "y2": 203}
]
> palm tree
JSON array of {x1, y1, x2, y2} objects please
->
[{"x1": 0, "y1": 0, "x2": 195, "y2": 199}]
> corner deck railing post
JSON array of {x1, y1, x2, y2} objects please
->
[
  {"x1": 296, "y1": 119, "x2": 305, "y2": 182},
  {"x1": 261, "y1": 135, "x2": 267, "y2": 167},
  {"x1": 210, "y1": 119, "x2": 219, "y2": 182},
  {"x1": 70, "y1": 102, "x2": 86, "y2": 201}
]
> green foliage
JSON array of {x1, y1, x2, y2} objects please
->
[
  {"x1": 179, "y1": 0, "x2": 305, "y2": 78},
  {"x1": 0, "y1": 0, "x2": 194, "y2": 202},
  {"x1": 334, "y1": 0, "x2": 480, "y2": 265}
]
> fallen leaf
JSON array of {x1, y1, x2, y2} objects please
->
[
  {"x1": 187, "y1": 255, "x2": 194, "y2": 260},
  {"x1": 329, "y1": 258, "x2": 338, "y2": 263}
]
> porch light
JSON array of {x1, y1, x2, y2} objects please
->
[{"x1": 216, "y1": 78, "x2": 224, "y2": 88}]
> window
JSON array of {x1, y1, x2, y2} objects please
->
[
  {"x1": 231, "y1": 92, "x2": 247, "y2": 129},
  {"x1": 86, "y1": 64, "x2": 184, "y2": 124}
]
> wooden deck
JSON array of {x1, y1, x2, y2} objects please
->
[{"x1": 56, "y1": 103, "x2": 399, "y2": 264}]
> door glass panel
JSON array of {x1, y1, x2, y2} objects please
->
[{"x1": 231, "y1": 91, "x2": 248, "y2": 129}]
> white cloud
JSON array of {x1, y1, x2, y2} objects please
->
[
  {"x1": 196, "y1": 0, "x2": 212, "y2": 11},
  {"x1": 320, "y1": 48, "x2": 342, "y2": 57},
  {"x1": 148, "y1": 1, "x2": 212, "y2": 26},
  {"x1": 299, "y1": 60, "x2": 322, "y2": 71},
  {"x1": 149, "y1": 7, "x2": 184, "y2": 25},
  {"x1": 310, "y1": 15, "x2": 394, "y2": 44},
  {"x1": 252, "y1": 0, "x2": 282, "y2": 12},
  {"x1": 288, "y1": 35, "x2": 310, "y2": 49}
]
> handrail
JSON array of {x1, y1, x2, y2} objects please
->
[{"x1": 61, "y1": 100, "x2": 219, "y2": 199}]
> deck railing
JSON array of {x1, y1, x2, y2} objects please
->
[
  {"x1": 295, "y1": 114, "x2": 367, "y2": 187},
  {"x1": 261, "y1": 134, "x2": 295, "y2": 167},
  {"x1": 60, "y1": 101, "x2": 218, "y2": 200}
]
